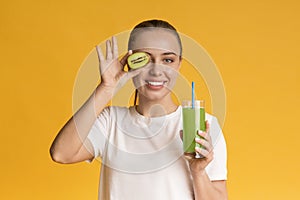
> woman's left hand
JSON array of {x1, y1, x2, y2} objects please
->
[{"x1": 181, "y1": 121, "x2": 214, "y2": 175}]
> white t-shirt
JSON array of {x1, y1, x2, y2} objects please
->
[{"x1": 86, "y1": 106, "x2": 227, "y2": 200}]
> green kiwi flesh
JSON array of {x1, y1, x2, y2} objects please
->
[{"x1": 127, "y1": 52, "x2": 150, "y2": 69}]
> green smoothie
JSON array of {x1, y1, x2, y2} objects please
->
[{"x1": 182, "y1": 106, "x2": 206, "y2": 153}]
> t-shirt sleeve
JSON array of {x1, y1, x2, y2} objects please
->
[
  {"x1": 86, "y1": 107, "x2": 111, "y2": 161},
  {"x1": 205, "y1": 116, "x2": 228, "y2": 181}
]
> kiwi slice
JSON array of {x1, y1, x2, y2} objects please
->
[{"x1": 127, "y1": 52, "x2": 150, "y2": 69}]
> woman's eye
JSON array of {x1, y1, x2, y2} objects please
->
[{"x1": 164, "y1": 58, "x2": 174, "y2": 63}]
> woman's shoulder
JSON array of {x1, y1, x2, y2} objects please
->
[
  {"x1": 104, "y1": 106, "x2": 130, "y2": 114},
  {"x1": 109, "y1": 106, "x2": 130, "y2": 111},
  {"x1": 205, "y1": 112, "x2": 216, "y2": 122},
  {"x1": 97, "y1": 106, "x2": 130, "y2": 119}
]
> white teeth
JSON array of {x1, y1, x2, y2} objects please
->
[{"x1": 147, "y1": 81, "x2": 164, "y2": 86}]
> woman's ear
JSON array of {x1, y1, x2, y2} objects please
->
[{"x1": 177, "y1": 56, "x2": 182, "y2": 69}]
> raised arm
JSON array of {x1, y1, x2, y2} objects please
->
[{"x1": 50, "y1": 36, "x2": 135, "y2": 164}]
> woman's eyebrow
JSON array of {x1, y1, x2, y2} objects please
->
[
  {"x1": 162, "y1": 52, "x2": 177, "y2": 56},
  {"x1": 144, "y1": 51, "x2": 177, "y2": 56}
]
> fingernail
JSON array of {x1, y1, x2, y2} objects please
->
[
  {"x1": 195, "y1": 138, "x2": 201, "y2": 142},
  {"x1": 195, "y1": 147, "x2": 201, "y2": 152}
]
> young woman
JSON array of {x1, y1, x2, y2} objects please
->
[{"x1": 50, "y1": 19, "x2": 228, "y2": 200}]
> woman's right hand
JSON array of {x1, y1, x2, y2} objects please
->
[{"x1": 96, "y1": 36, "x2": 137, "y2": 94}]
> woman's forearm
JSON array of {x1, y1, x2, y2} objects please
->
[
  {"x1": 192, "y1": 171, "x2": 227, "y2": 200},
  {"x1": 50, "y1": 84, "x2": 113, "y2": 163}
]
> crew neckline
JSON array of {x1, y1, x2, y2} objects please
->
[{"x1": 130, "y1": 105, "x2": 181, "y2": 120}]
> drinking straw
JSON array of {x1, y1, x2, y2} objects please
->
[{"x1": 192, "y1": 81, "x2": 195, "y2": 108}]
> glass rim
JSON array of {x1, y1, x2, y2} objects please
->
[{"x1": 182, "y1": 100, "x2": 205, "y2": 108}]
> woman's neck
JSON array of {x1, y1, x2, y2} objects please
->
[{"x1": 136, "y1": 94, "x2": 178, "y2": 117}]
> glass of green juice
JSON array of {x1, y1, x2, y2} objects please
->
[{"x1": 182, "y1": 100, "x2": 206, "y2": 158}]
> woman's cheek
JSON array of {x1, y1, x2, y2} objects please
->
[
  {"x1": 166, "y1": 69, "x2": 179, "y2": 89},
  {"x1": 132, "y1": 74, "x2": 144, "y2": 89}
]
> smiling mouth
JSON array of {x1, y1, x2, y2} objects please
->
[{"x1": 145, "y1": 80, "x2": 167, "y2": 87}]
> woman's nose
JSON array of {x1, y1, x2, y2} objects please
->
[{"x1": 148, "y1": 63, "x2": 162, "y2": 76}]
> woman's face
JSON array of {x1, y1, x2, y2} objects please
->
[{"x1": 130, "y1": 28, "x2": 182, "y2": 102}]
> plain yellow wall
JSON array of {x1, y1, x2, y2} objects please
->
[{"x1": 1, "y1": 0, "x2": 299, "y2": 199}]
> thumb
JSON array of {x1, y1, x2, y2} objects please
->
[{"x1": 120, "y1": 50, "x2": 133, "y2": 68}]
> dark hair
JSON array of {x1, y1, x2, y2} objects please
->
[
  {"x1": 128, "y1": 19, "x2": 182, "y2": 56},
  {"x1": 129, "y1": 19, "x2": 182, "y2": 106}
]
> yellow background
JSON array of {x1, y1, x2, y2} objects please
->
[{"x1": 1, "y1": 0, "x2": 299, "y2": 199}]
